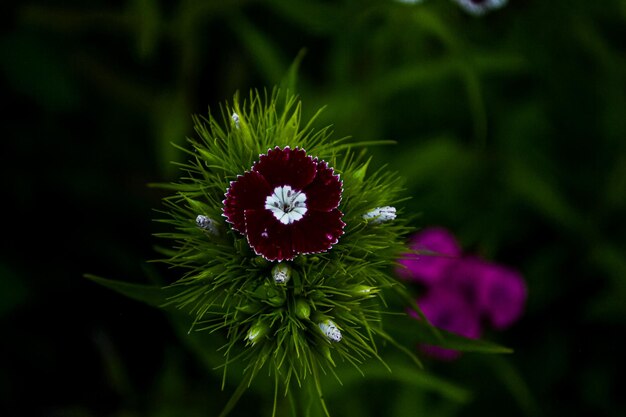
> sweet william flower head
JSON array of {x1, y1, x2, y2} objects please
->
[
  {"x1": 223, "y1": 146, "x2": 345, "y2": 261},
  {"x1": 155, "y1": 90, "x2": 414, "y2": 412}
]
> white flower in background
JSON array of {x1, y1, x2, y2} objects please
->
[{"x1": 452, "y1": 0, "x2": 508, "y2": 16}]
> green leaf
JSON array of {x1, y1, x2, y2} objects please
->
[
  {"x1": 386, "y1": 314, "x2": 513, "y2": 354},
  {"x1": 0, "y1": 263, "x2": 29, "y2": 317},
  {"x1": 351, "y1": 156, "x2": 372, "y2": 182},
  {"x1": 280, "y1": 48, "x2": 307, "y2": 94},
  {"x1": 230, "y1": 15, "x2": 286, "y2": 84},
  {"x1": 84, "y1": 274, "x2": 171, "y2": 308},
  {"x1": 506, "y1": 159, "x2": 588, "y2": 235},
  {"x1": 324, "y1": 359, "x2": 472, "y2": 404},
  {"x1": 128, "y1": 0, "x2": 160, "y2": 60}
]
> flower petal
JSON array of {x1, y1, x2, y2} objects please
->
[
  {"x1": 245, "y1": 209, "x2": 295, "y2": 261},
  {"x1": 291, "y1": 209, "x2": 345, "y2": 255},
  {"x1": 253, "y1": 147, "x2": 317, "y2": 190},
  {"x1": 303, "y1": 160, "x2": 342, "y2": 211},
  {"x1": 411, "y1": 288, "x2": 482, "y2": 360},
  {"x1": 223, "y1": 171, "x2": 272, "y2": 233},
  {"x1": 397, "y1": 227, "x2": 462, "y2": 286},
  {"x1": 474, "y1": 263, "x2": 527, "y2": 329}
]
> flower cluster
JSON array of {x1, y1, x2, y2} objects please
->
[
  {"x1": 398, "y1": 227, "x2": 526, "y2": 360},
  {"x1": 154, "y1": 91, "x2": 412, "y2": 410}
]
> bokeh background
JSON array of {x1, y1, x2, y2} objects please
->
[{"x1": 2, "y1": 0, "x2": 626, "y2": 416}]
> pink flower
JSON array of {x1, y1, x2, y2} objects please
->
[
  {"x1": 396, "y1": 227, "x2": 462, "y2": 287},
  {"x1": 399, "y1": 227, "x2": 527, "y2": 359},
  {"x1": 410, "y1": 288, "x2": 481, "y2": 361},
  {"x1": 223, "y1": 147, "x2": 345, "y2": 261}
]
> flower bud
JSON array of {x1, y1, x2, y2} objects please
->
[
  {"x1": 350, "y1": 285, "x2": 377, "y2": 297},
  {"x1": 309, "y1": 290, "x2": 326, "y2": 300},
  {"x1": 195, "y1": 215, "x2": 219, "y2": 235},
  {"x1": 252, "y1": 282, "x2": 284, "y2": 306},
  {"x1": 317, "y1": 344, "x2": 334, "y2": 365},
  {"x1": 318, "y1": 319, "x2": 342, "y2": 342},
  {"x1": 232, "y1": 112, "x2": 240, "y2": 128},
  {"x1": 362, "y1": 206, "x2": 396, "y2": 224},
  {"x1": 246, "y1": 321, "x2": 269, "y2": 345},
  {"x1": 236, "y1": 302, "x2": 262, "y2": 314},
  {"x1": 272, "y1": 263, "x2": 291, "y2": 284},
  {"x1": 295, "y1": 298, "x2": 311, "y2": 320},
  {"x1": 267, "y1": 295, "x2": 286, "y2": 307}
]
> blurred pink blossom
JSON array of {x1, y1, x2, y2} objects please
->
[{"x1": 398, "y1": 227, "x2": 527, "y2": 360}]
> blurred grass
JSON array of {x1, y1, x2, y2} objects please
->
[{"x1": 1, "y1": 0, "x2": 625, "y2": 416}]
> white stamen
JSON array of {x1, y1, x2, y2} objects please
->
[
  {"x1": 272, "y1": 263, "x2": 291, "y2": 284},
  {"x1": 362, "y1": 206, "x2": 396, "y2": 224},
  {"x1": 265, "y1": 185, "x2": 307, "y2": 225},
  {"x1": 232, "y1": 112, "x2": 240, "y2": 128},
  {"x1": 196, "y1": 215, "x2": 219, "y2": 235},
  {"x1": 319, "y1": 320, "x2": 342, "y2": 342}
]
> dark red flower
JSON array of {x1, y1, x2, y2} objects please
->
[{"x1": 223, "y1": 147, "x2": 345, "y2": 261}]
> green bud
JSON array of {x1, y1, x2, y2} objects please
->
[
  {"x1": 295, "y1": 299, "x2": 311, "y2": 320},
  {"x1": 246, "y1": 321, "x2": 269, "y2": 345},
  {"x1": 317, "y1": 344, "x2": 335, "y2": 365},
  {"x1": 267, "y1": 295, "x2": 285, "y2": 307},
  {"x1": 351, "y1": 285, "x2": 377, "y2": 297},
  {"x1": 252, "y1": 256, "x2": 269, "y2": 267},
  {"x1": 236, "y1": 302, "x2": 262, "y2": 314},
  {"x1": 309, "y1": 290, "x2": 326, "y2": 300}
]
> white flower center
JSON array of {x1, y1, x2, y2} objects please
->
[{"x1": 265, "y1": 185, "x2": 307, "y2": 225}]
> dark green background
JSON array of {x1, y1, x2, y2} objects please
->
[{"x1": 2, "y1": 0, "x2": 625, "y2": 416}]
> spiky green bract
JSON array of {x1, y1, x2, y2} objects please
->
[{"x1": 155, "y1": 89, "x2": 413, "y2": 415}]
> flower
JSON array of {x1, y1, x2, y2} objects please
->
[
  {"x1": 409, "y1": 288, "x2": 481, "y2": 360},
  {"x1": 396, "y1": 227, "x2": 461, "y2": 287},
  {"x1": 223, "y1": 146, "x2": 345, "y2": 261},
  {"x1": 141, "y1": 91, "x2": 415, "y2": 412},
  {"x1": 398, "y1": 227, "x2": 526, "y2": 360},
  {"x1": 452, "y1": 0, "x2": 508, "y2": 16}
]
